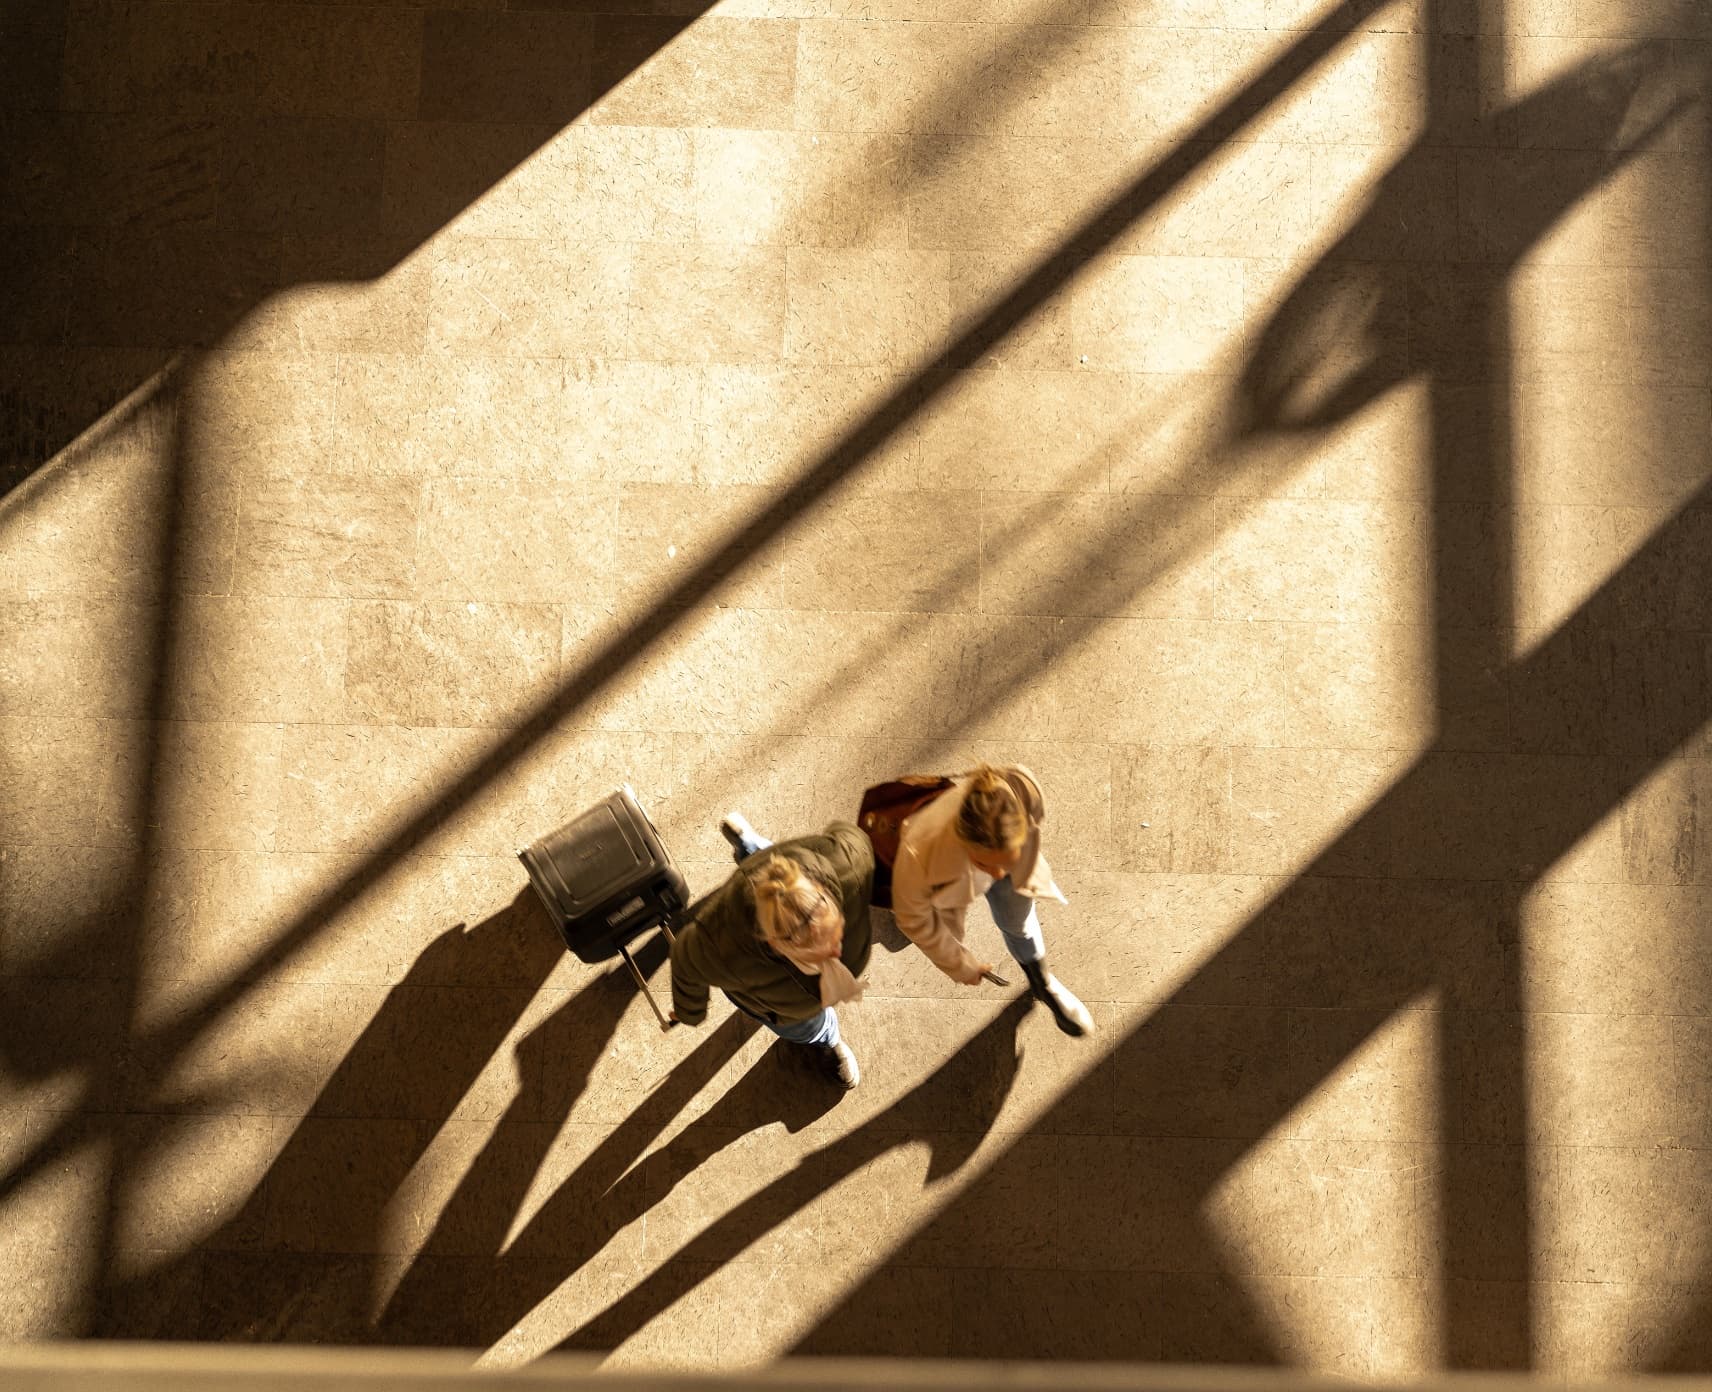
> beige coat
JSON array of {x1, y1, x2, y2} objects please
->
[{"x1": 891, "y1": 766, "x2": 1067, "y2": 983}]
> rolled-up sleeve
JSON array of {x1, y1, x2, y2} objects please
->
[{"x1": 891, "y1": 849, "x2": 983, "y2": 983}]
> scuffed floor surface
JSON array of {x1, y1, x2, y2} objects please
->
[{"x1": 4, "y1": 0, "x2": 1712, "y2": 1374}]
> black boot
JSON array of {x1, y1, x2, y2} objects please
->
[{"x1": 1022, "y1": 959, "x2": 1094, "y2": 1037}]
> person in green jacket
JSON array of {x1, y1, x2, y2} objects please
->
[{"x1": 669, "y1": 814, "x2": 874, "y2": 1090}]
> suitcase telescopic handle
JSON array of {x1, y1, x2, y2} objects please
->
[{"x1": 619, "y1": 921, "x2": 679, "y2": 1033}]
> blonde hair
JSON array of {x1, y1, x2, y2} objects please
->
[
  {"x1": 751, "y1": 854, "x2": 843, "y2": 957},
  {"x1": 955, "y1": 764, "x2": 1027, "y2": 853}
]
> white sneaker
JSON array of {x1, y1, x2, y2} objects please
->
[
  {"x1": 821, "y1": 1040, "x2": 861, "y2": 1090},
  {"x1": 720, "y1": 810, "x2": 758, "y2": 856}
]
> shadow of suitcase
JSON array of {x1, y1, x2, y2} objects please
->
[{"x1": 517, "y1": 785, "x2": 688, "y2": 1032}]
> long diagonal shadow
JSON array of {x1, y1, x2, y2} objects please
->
[
  {"x1": 0, "y1": 0, "x2": 1395, "y2": 1214},
  {"x1": 788, "y1": 33, "x2": 1709, "y2": 1362}
]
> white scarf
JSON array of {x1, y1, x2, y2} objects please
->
[{"x1": 768, "y1": 939, "x2": 866, "y2": 1008}]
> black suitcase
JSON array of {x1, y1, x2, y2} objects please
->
[{"x1": 518, "y1": 784, "x2": 688, "y2": 1030}]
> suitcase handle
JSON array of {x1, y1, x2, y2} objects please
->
[{"x1": 619, "y1": 923, "x2": 678, "y2": 1033}]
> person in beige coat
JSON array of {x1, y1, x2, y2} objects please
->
[{"x1": 891, "y1": 763, "x2": 1094, "y2": 1037}]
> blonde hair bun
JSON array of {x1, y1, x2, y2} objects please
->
[
  {"x1": 955, "y1": 763, "x2": 1027, "y2": 853},
  {"x1": 751, "y1": 854, "x2": 844, "y2": 955}
]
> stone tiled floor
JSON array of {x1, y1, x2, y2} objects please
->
[{"x1": 3, "y1": 0, "x2": 1712, "y2": 1375}]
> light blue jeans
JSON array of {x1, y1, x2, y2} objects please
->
[
  {"x1": 770, "y1": 1006, "x2": 841, "y2": 1047},
  {"x1": 985, "y1": 874, "x2": 1047, "y2": 966}
]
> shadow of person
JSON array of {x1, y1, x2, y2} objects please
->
[
  {"x1": 546, "y1": 995, "x2": 1031, "y2": 1362},
  {"x1": 87, "y1": 891, "x2": 603, "y2": 1340},
  {"x1": 1235, "y1": 38, "x2": 1691, "y2": 442}
]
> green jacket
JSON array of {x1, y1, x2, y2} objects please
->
[{"x1": 670, "y1": 821, "x2": 874, "y2": 1027}]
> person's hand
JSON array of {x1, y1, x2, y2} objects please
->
[{"x1": 951, "y1": 957, "x2": 994, "y2": 986}]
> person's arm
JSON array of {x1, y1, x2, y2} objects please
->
[
  {"x1": 668, "y1": 919, "x2": 714, "y2": 1026},
  {"x1": 891, "y1": 847, "x2": 987, "y2": 984}
]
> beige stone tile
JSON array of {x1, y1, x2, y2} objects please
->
[
  {"x1": 566, "y1": 125, "x2": 699, "y2": 242},
  {"x1": 1054, "y1": 872, "x2": 1279, "y2": 1008},
  {"x1": 181, "y1": 350, "x2": 340, "y2": 477},
  {"x1": 916, "y1": 369, "x2": 1124, "y2": 493},
  {"x1": 0, "y1": 715, "x2": 148, "y2": 848},
  {"x1": 163, "y1": 594, "x2": 350, "y2": 724},
  {"x1": 1508, "y1": 262, "x2": 1644, "y2": 382},
  {"x1": 1465, "y1": 150, "x2": 1709, "y2": 270},
  {"x1": 945, "y1": 1266, "x2": 1165, "y2": 1361},
  {"x1": 1070, "y1": 254, "x2": 1245, "y2": 374},
  {"x1": 191, "y1": 852, "x2": 563, "y2": 997},
  {"x1": 122, "y1": 2, "x2": 422, "y2": 119},
  {"x1": 233, "y1": 474, "x2": 421, "y2": 600},
  {"x1": 1226, "y1": 746, "x2": 1408, "y2": 878},
  {"x1": 946, "y1": 249, "x2": 1076, "y2": 370},
  {"x1": 580, "y1": 605, "x2": 979, "y2": 740},
  {"x1": 904, "y1": 133, "x2": 1123, "y2": 257},
  {"x1": 582, "y1": 18, "x2": 798, "y2": 131},
  {"x1": 419, "y1": 11, "x2": 589, "y2": 124},
  {"x1": 0, "y1": 843, "x2": 143, "y2": 979},
  {"x1": 1047, "y1": 616, "x2": 1295, "y2": 747},
  {"x1": 784, "y1": 247, "x2": 949, "y2": 368},
  {"x1": 344, "y1": 599, "x2": 561, "y2": 728},
  {"x1": 272, "y1": 723, "x2": 488, "y2": 857},
  {"x1": 1157, "y1": 1271, "x2": 1415, "y2": 1375},
  {"x1": 153, "y1": 975, "x2": 389, "y2": 1116},
  {"x1": 416, "y1": 477, "x2": 617, "y2": 604},
  {"x1": 1116, "y1": 140, "x2": 1315, "y2": 260},
  {"x1": 0, "y1": 595, "x2": 157, "y2": 720},
  {"x1": 904, "y1": 1132, "x2": 1233, "y2": 1272},
  {"x1": 1262, "y1": 875, "x2": 1519, "y2": 1011},
  {"x1": 1526, "y1": 1010, "x2": 1692, "y2": 1147},
  {"x1": 1535, "y1": 1142, "x2": 1712, "y2": 1285},
  {"x1": 1309, "y1": 143, "x2": 1460, "y2": 266},
  {"x1": 1215, "y1": 498, "x2": 1430, "y2": 624},
  {"x1": 424, "y1": 124, "x2": 697, "y2": 245},
  {"x1": 695, "y1": 365, "x2": 919, "y2": 492},
  {"x1": 380, "y1": 120, "x2": 558, "y2": 244},
  {"x1": 0, "y1": 1110, "x2": 106, "y2": 1337},
  {"x1": 831, "y1": 994, "x2": 1112, "y2": 1137},
  {"x1": 1535, "y1": 1277, "x2": 1711, "y2": 1377},
  {"x1": 1114, "y1": 28, "x2": 1317, "y2": 150},
  {"x1": 561, "y1": 361, "x2": 703, "y2": 486},
  {"x1": 0, "y1": 346, "x2": 172, "y2": 484},
  {"x1": 793, "y1": 20, "x2": 985, "y2": 135},
  {"x1": 427, "y1": 238, "x2": 632, "y2": 358},
  {"x1": 238, "y1": 235, "x2": 431, "y2": 354},
  {"x1": 111, "y1": 1111, "x2": 285, "y2": 1255},
  {"x1": 216, "y1": 116, "x2": 386, "y2": 239},
  {"x1": 1112, "y1": 745, "x2": 1231, "y2": 873},
  {"x1": 147, "y1": 719, "x2": 283, "y2": 854},
  {"x1": 617, "y1": 484, "x2": 981, "y2": 615},
  {"x1": 1521, "y1": 880, "x2": 1712, "y2": 1015},
  {"x1": 1113, "y1": 1003, "x2": 1294, "y2": 1138},
  {"x1": 1273, "y1": 621, "x2": 1434, "y2": 751},
  {"x1": 1510, "y1": 622, "x2": 1705, "y2": 759},
  {"x1": 0, "y1": 408, "x2": 239, "y2": 603},
  {"x1": 1628, "y1": 265, "x2": 1712, "y2": 387},
  {"x1": 0, "y1": 110, "x2": 220, "y2": 232},
  {"x1": 332, "y1": 353, "x2": 569, "y2": 480},
  {"x1": 397, "y1": 1117, "x2": 646, "y2": 1271},
  {"x1": 1212, "y1": 1137, "x2": 1435, "y2": 1280},
  {"x1": 737, "y1": 1262, "x2": 952, "y2": 1362},
  {"x1": 1283, "y1": 1005, "x2": 1437, "y2": 1144},
  {"x1": 626, "y1": 244, "x2": 787, "y2": 365},
  {"x1": 692, "y1": 129, "x2": 910, "y2": 248}
]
